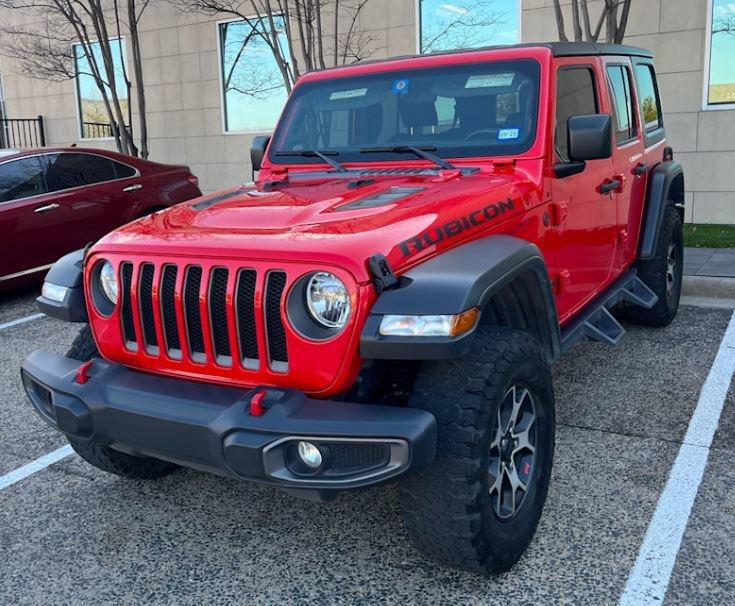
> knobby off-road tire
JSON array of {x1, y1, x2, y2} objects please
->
[
  {"x1": 65, "y1": 325, "x2": 179, "y2": 480},
  {"x1": 624, "y1": 205, "x2": 683, "y2": 327},
  {"x1": 399, "y1": 326, "x2": 555, "y2": 575}
]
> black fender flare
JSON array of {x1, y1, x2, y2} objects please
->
[
  {"x1": 36, "y1": 249, "x2": 88, "y2": 323},
  {"x1": 360, "y1": 235, "x2": 560, "y2": 361},
  {"x1": 638, "y1": 160, "x2": 684, "y2": 260}
]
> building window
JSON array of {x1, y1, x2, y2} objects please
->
[
  {"x1": 706, "y1": 0, "x2": 735, "y2": 107},
  {"x1": 218, "y1": 18, "x2": 290, "y2": 133},
  {"x1": 418, "y1": 0, "x2": 519, "y2": 54},
  {"x1": 74, "y1": 39, "x2": 128, "y2": 139}
]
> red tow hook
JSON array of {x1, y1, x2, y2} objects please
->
[
  {"x1": 75, "y1": 360, "x2": 93, "y2": 384},
  {"x1": 249, "y1": 389, "x2": 268, "y2": 417}
]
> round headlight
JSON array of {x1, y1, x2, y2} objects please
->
[
  {"x1": 99, "y1": 261, "x2": 118, "y2": 305},
  {"x1": 305, "y1": 272, "x2": 350, "y2": 329}
]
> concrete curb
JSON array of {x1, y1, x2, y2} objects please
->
[{"x1": 683, "y1": 275, "x2": 735, "y2": 299}]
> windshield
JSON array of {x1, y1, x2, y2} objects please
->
[{"x1": 269, "y1": 59, "x2": 540, "y2": 165}]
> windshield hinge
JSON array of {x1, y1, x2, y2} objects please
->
[{"x1": 368, "y1": 254, "x2": 399, "y2": 295}]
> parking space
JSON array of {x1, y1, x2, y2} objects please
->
[{"x1": 0, "y1": 287, "x2": 733, "y2": 605}]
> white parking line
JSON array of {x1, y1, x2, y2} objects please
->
[
  {"x1": 0, "y1": 312, "x2": 45, "y2": 331},
  {"x1": 619, "y1": 310, "x2": 735, "y2": 606},
  {"x1": 0, "y1": 445, "x2": 74, "y2": 492}
]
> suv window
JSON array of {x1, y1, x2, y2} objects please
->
[
  {"x1": 0, "y1": 156, "x2": 47, "y2": 202},
  {"x1": 270, "y1": 59, "x2": 541, "y2": 164},
  {"x1": 555, "y1": 67, "x2": 598, "y2": 162},
  {"x1": 634, "y1": 64, "x2": 662, "y2": 132},
  {"x1": 46, "y1": 152, "x2": 118, "y2": 192},
  {"x1": 606, "y1": 65, "x2": 637, "y2": 144}
]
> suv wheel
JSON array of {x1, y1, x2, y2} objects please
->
[
  {"x1": 624, "y1": 205, "x2": 683, "y2": 327},
  {"x1": 399, "y1": 326, "x2": 555, "y2": 574},
  {"x1": 65, "y1": 325, "x2": 179, "y2": 480}
]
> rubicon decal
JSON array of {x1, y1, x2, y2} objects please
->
[{"x1": 399, "y1": 198, "x2": 516, "y2": 256}]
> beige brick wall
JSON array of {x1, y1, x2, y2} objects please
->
[{"x1": 522, "y1": 0, "x2": 735, "y2": 224}]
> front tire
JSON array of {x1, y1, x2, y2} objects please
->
[
  {"x1": 65, "y1": 325, "x2": 178, "y2": 480},
  {"x1": 399, "y1": 326, "x2": 555, "y2": 575}
]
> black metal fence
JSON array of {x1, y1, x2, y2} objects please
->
[
  {"x1": 0, "y1": 116, "x2": 46, "y2": 149},
  {"x1": 82, "y1": 121, "x2": 115, "y2": 139}
]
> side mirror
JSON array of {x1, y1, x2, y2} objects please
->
[
  {"x1": 250, "y1": 135, "x2": 271, "y2": 172},
  {"x1": 568, "y1": 114, "x2": 612, "y2": 161}
]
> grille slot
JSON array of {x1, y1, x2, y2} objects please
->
[
  {"x1": 120, "y1": 262, "x2": 137, "y2": 350},
  {"x1": 265, "y1": 271, "x2": 288, "y2": 370},
  {"x1": 236, "y1": 269, "x2": 258, "y2": 368},
  {"x1": 184, "y1": 266, "x2": 205, "y2": 361},
  {"x1": 160, "y1": 265, "x2": 180, "y2": 357},
  {"x1": 139, "y1": 264, "x2": 158, "y2": 353},
  {"x1": 209, "y1": 267, "x2": 231, "y2": 365}
]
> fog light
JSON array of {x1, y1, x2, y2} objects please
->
[{"x1": 297, "y1": 441, "x2": 323, "y2": 468}]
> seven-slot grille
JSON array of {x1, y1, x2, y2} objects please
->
[{"x1": 119, "y1": 262, "x2": 289, "y2": 371}]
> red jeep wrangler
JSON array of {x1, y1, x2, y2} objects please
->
[{"x1": 23, "y1": 43, "x2": 684, "y2": 574}]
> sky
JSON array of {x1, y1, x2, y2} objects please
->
[{"x1": 710, "y1": 0, "x2": 735, "y2": 88}]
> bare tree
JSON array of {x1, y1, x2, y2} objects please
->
[
  {"x1": 553, "y1": 0, "x2": 633, "y2": 44},
  {"x1": 713, "y1": 14, "x2": 735, "y2": 35},
  {"x1": 0, "y1": 0, "x2": 151, "y2": 157},
  {"x1": 420, "y1": 0, "x2": 505, "y2": 54},
  {"x1": 173, "y1": 0, "x2": 376, "y2": 100}
]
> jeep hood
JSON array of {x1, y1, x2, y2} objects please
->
[{"x1": 96, "y1": 169, "x2": 534, "y2": 281}]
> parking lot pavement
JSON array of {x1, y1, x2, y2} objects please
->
[{"x1": 0, "y1": 287, "x2": 733, "y2": 605}]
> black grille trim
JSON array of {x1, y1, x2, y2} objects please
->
[
  {"x1": 160, "y1": 265, "x2": 181, "y2": 358},
  {"x1": 139, "y1": 264, "x2": 158, "y2": 353},
  {"x1": 184, "y1": 266, "x2": 205, "y2": 362},
  {"x1": 235, "y1": 269, "x2": 259, "y2": 368},
  {"x1": 120, "y1": 262, "x2": 137, "y2": 350},
  {"x1": 265, "y1": 271, "x2": 288, "y2": 370},
  {"x1": 209, "y1": 267, "x2": 231, "y2": 365}
]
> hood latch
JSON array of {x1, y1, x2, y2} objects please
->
[{"x1": 368, "y1": 254, "x2": 399, "y2": 295}]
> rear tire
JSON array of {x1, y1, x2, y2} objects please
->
[
  {"x1": 65, "y1": 325, "x2": 178, "y2": 480},
  {"x1": 623, "y1": 205, "x2": 683, "y2": 327},
  {"x1": 399, "y1": 326, "x2": 555, "y2": 575}
]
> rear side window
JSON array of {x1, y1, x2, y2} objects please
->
[
  {"x1": 634, "y1": 64, "x2": 662, "y2": 132},
  {"x1": 0, "y1": 157, "x2": 47, "y2": 202},
  {"x1": 606, "y1": 65, "x2": 638, "y2": 144},
  {"x1": 112, "y1": 161, "x2": 136, "y2": 179},
  {"x1": 555, "y1": 67, "x2": 598, "y2": 162},
  {"x1": 46, "y1": 153, "x2": 118, "y2": 192}
]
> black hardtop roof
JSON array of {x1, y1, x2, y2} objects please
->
[{"x1": 355, "y1": 42, "x2": 653, "y2": 68}]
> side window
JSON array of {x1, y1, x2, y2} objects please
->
[
  {"x1": 0, "y1": 157, "x2": 47, "y2": 202},
  {"x1": 112, "y1": 161, "x2": 136, "y2": 179},
  {"x1": 606, "y1": 65, "x2": 638, "y2": 144},
  {"x1": 555, "y1": 67, "x2": 598, "y2": 162},
  {"x1": 634, "y1": 64, "x2": 662, "y2": 132},
  {"x1": 46, "y1": 153, "x2": 117, "y2": 192}
]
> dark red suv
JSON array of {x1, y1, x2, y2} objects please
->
[{"x1": 0, "y1": 148, "x2": 201, "y2": 289}]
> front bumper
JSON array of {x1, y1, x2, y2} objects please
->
[{"x1": 21, "y1": 351, "x2": 436, "y2": 496}]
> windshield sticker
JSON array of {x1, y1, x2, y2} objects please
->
[
  {"x1": 391, "y1": 79, "x2": 410, "y2": 95},
  {"x1": 498, "y1": 128, "x2": 520, "y2": 140},
  {"x1": 465, "y1": 73, "x2": 516, "y2": 89},
  {"x1": 329, "y1": 88, "x2": 368, "y2": 101}
]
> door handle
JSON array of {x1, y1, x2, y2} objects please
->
[
  {"x1": 632, "y1": 163, "x2": 648, "y2": 175},
  {"x1": 123, "y1": 184, "x2": 143, "y2": 192},
  {"x1": 34, "y1": 203, "x2": 60, "y2": 214},
  {"x1": 599, "y1": 178, "x2": 621, "y2": 194}
]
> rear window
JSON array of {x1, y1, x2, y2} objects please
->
[
  {"x1": 270, "y1": 59, "x2": 541, "y2": 164},
  {"x1": 113, "y1": 161, "x2": 136, "y2": 179},
  {"x1": 46, "y1": 153, "x2": 118, "y2": 192},
  {"x1": 634, "y1": 64, "x2": 662, "y2": 132}
]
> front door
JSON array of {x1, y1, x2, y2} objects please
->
[{"x1": 550, "y1": 59, "x2": 619, "y2": 321}]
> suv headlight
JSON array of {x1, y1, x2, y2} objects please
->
[
  {"x1": 99, "y1": 260, "x2": 118, "y2": 305},
  {"x1": 305, "y1": 272, "x2": 350, "y2": 329}
]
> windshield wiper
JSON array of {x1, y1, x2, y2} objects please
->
[
  {"x1": 359, "y1": 145, "x2": 456, "y2": 170},
  {"x1": 274, "y1": 149, "x2": 346, "y2": 172}
]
